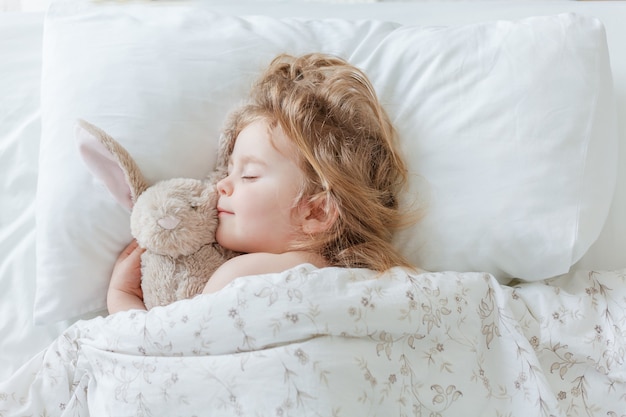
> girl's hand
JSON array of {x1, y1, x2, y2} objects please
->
[{"x1": 107, "y1": 240, "x2": 147, "y2": 313}]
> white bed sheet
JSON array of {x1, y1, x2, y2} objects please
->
[{"x1": 0, "y1": 12, "x2": 72, "y2": 381}]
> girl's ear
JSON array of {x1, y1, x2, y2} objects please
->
[{"x1": 299, "y1": 195, "x2": 339, "y2": 235}]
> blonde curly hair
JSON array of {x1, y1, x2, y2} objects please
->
[{"x1": 219, "y1": 53, "x2": 414, "y2": 271}]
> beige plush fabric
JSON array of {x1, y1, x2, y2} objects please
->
[{"x1": 77, "y1": 119, "x2": 234, "y2": 308}]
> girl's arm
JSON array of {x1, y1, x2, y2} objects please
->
[
  {"x1": 107, "y1": 240, "x2": 147, "y2": 314},
  {"x1": 108, "y1": 244, "x2": 318, "y2": 313}
]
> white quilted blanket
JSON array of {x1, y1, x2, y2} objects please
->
[{"x1": 1, "y1": 265, "x2": 625, "y2": 416}]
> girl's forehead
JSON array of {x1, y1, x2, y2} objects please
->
[{"x1": 232, "y1": 119, "x2": 298, "y2": 161}]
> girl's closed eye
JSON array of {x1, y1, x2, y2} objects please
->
[
  {"x1": 240, "y1": 167, "x2": 261, "y2": 180},
  {"x1": 240, "y1": 163, "x2": 265, "y2": 181}
]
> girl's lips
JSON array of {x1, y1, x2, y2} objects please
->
[{"x1": 217, "y1": 207, "x2": 233, "y2": 215}]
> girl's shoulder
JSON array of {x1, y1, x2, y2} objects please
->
[{"x1": 203, "y1": 251, "x2": 326, "y2": 294}]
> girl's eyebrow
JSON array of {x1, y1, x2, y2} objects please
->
[{"x1": 228, "y1": 154, "x2": 268, "y2": 167}]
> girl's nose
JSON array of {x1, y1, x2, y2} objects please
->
[{"x1": 216, "y1": 176, "x2": 232, "y2": 196}]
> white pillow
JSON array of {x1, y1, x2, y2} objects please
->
[{"x1": 35, "y1": 1, "x2": 617, "y2": 323}]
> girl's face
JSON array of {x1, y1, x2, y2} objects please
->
[{"x1": 215, "y1": 119, "x2": 307, "y2": 254}]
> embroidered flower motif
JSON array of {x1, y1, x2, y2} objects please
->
[
  {"x1": 295, "y1": 348, "x2": 309, "y2": 365},
  {"x1": 284, "y1": 312, "x2": 299, "y2": 324},
  {"x1": 234, "y1": 318, "x2": 245, "y2": 330},
  {"x1": 529, "y1": 336, "x2": 540, "y2": 350}
]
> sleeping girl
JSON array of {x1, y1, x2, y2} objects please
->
[{"x1": 107, "y1": 52, "x2": 416, "y2": 314}]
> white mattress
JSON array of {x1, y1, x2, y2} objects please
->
[{"x1": 1, "y1": 0, "x2": 625, "y2": 385}]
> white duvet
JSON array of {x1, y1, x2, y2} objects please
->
[{"x1": 1, "y1": 265, "x2": 624, "y2": 416}]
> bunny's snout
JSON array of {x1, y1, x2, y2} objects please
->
[{"x1": 157, "y1": 215, "x2": 181, "y2": 230}]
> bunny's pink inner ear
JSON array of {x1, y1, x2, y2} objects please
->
[{"x1": 76, "y1": 123, "x2": 134, "y2": 211}]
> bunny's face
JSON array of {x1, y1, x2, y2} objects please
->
[{"x1": 130, "y1": 178, "x2": 219, "y2": 258}]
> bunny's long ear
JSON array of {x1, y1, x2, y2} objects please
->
[{"x1": 76, "y1": 119, "x2": 149, "y2": 211}]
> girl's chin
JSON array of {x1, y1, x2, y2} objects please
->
[{"x1": 216, "y1": 237, "x2": 246, "y2": 254}]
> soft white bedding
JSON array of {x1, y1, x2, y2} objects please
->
[
  {"x1": 2, "y1": 265, "x2": 625, "y2": 416},
  {"x1": 0, "y1": 12, "x2": 73, "y2": 381},
  {"x1": 1, "y1": 1, "x2": 626, "y2": 414}
]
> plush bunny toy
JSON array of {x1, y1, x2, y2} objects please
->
[{"x1": 76, "y1": 119, "x2": 234, "y2": 309}]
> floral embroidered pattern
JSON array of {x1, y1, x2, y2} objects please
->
[{"x1": 0, "y1": 266, "x2": 624, "y2": 416}]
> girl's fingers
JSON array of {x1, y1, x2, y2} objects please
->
[
  {"x1": 115, "y1": 240, "x2": 140, "y2": 265},
  {"x1": 125, "y1": 239, "x2": 139, "y2": 252},
  {"x1": 130, "y1": 244, "x2": 146, "y2": 261}
]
